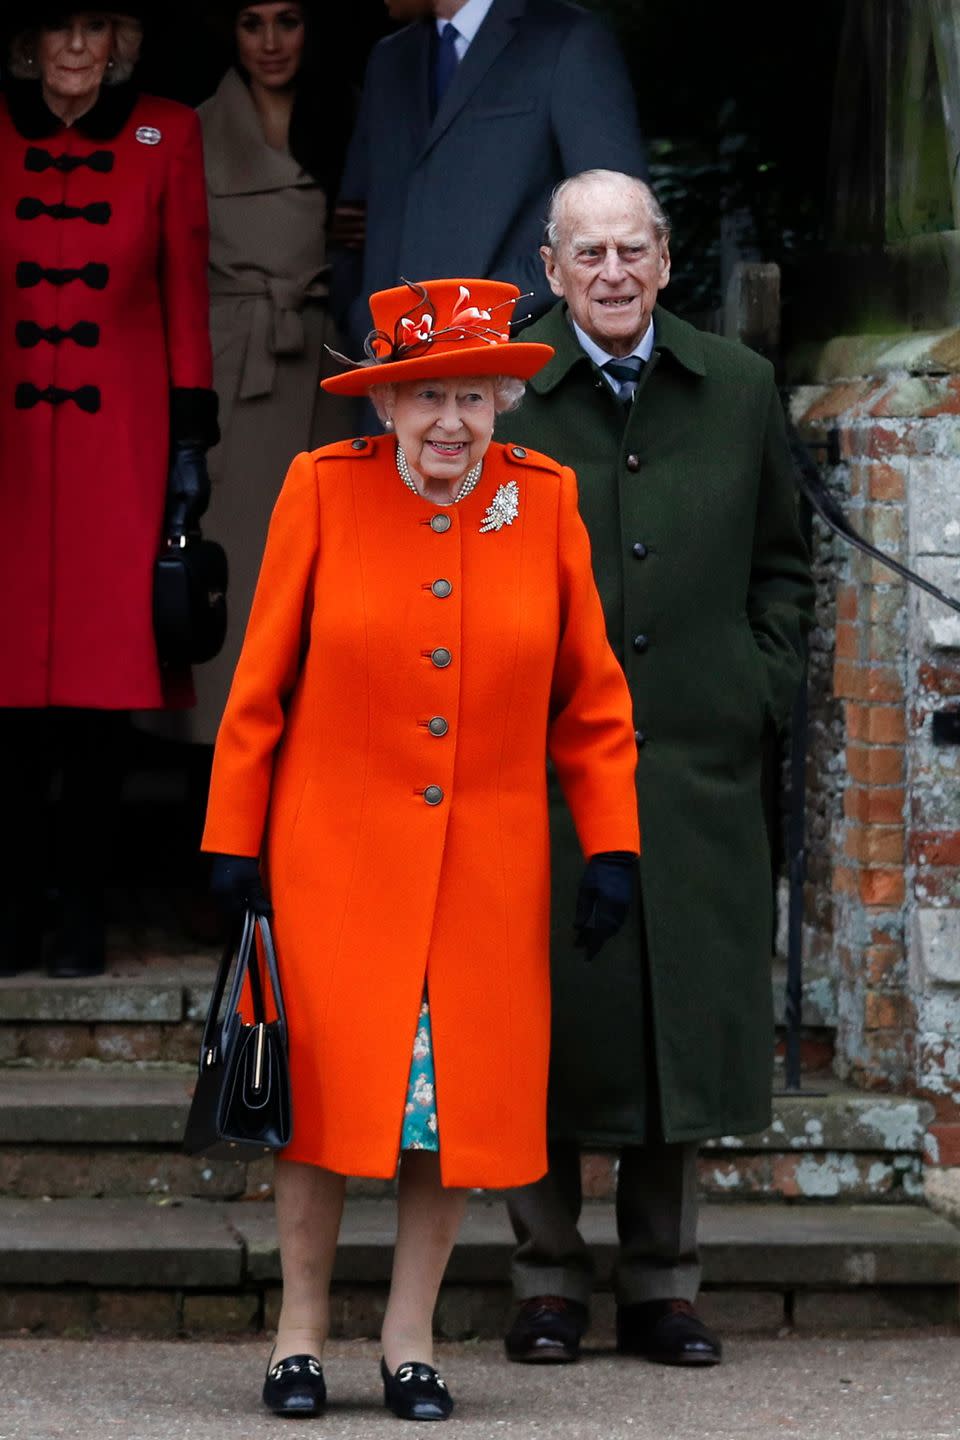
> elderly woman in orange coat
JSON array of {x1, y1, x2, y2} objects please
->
[{"x1": 202, "y1": 278, "x2": 640, "y2": 1421}]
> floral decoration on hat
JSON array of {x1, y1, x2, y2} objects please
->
[{"x1": 321, "y1": 277, "x2": 555, "y2": 396}]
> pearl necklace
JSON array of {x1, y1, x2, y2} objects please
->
[{"x1": 396, "y1": 444, "x2": 483, "y2": 504}]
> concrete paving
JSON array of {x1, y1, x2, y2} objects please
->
[{"x1": 1, "y1": 1335, "x2": 959, "y2": 1440}]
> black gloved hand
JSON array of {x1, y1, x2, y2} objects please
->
[
  {"x1": 573, "y1": 851, "x2": 637, "y2": 960},
  {"x1": 209, "y1": 853, "x2": 272, "y2": 917},
  {"x1": 165, "y1": 444, "x2": 211, "y2": 542}
]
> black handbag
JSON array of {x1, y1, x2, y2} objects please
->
[
  {"x1": 153, "y1": 531, "x2": 228, "y2": 667},
  {"x1": 183, "y1": 907, "x2": 292, "y2": 1159}
]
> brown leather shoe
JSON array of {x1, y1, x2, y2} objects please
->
[
  {"x1": 616, "y1": 1298, "x2": 722, "y2": 1365},
  {"x1": 504, "y1": 1295, "x2": 588, "y2": 1363}
]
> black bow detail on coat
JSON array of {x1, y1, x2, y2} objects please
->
[
  {"x1": 24, "y1": 146, "x2": 114, "y2": 173},
  {"x1": 16, "y1": 197, "x2": 111, "y2": 225},
  {"x1": 16, "y1": 261, "x2": 109, "y2": 290},
  {"x1": 16, "y1": 320, "x2": 100, "y2": 348},
  {"x1": 15, "y1": 382, "x2": 101, "y2": 413}
]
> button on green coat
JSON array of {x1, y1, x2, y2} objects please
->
[{"x1": 498, "y1": 304, "x2": 815, "y2": 1144}]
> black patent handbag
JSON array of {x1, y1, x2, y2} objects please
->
[
  {"x1": 153, "y1": 531, "x2": 228, "y2": 667},
  {"x1": 183, "y1": 908, "x2": 292, "y2": 1160}
]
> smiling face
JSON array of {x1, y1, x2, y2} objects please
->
[
  {"x1": 36, "y1": 13, "x2": 114, "y2": 104},
  {"x1": 543, "y1": 177, "x2": 671, "y2": 358},
  {"x1": 388, "y1": 377, "x2": 497, "y2": 490},
  {"x1": 235, "y1": 2, "x2": 306, "y2": 89}
]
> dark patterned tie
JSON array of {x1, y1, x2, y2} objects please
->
[
  {"x1": 431, "y1": 23, "x2": 460, "y2": 117},
  {"x1": 602, "y1": 355, "x2": 645, "y2": 404}
]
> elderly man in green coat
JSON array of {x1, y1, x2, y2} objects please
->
[{"x1": 501, "y1": 169, "x2": 815, "y2": 1368}]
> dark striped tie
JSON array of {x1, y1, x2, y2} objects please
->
[{"x1": 602, "y1": 356, "x2": 645, "y2": 404}]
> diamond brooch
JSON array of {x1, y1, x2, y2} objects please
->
[{"x1": 479, "y1": 480, "x2": 519, "y2": 533}]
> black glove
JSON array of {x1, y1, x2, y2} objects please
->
[
  {"x1": 573, "y1": 851, "x2": 637, "y2": 960},
  {"x1": 209, "y1": 853, "x2": 272, "y2": 917},
  {"x1": 165, "y1": 444, "x2": 211, "y2": 542}
]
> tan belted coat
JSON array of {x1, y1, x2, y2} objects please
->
[{"x1": 185, "y1": 69, "x2": 354, "y2": 743}]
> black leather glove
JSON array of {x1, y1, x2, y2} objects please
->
[
  {"x1": 165, "y1": 444, "x2": 211, "y2": 542},
  {"x1": 573, "y1": 851, "x2": 637, "y2": 960},
  {"x1": 209, "y1": 853, "x2": 272, "y2": 917}
]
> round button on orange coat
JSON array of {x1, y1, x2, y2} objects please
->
[{"x1": 203, "y1": 437, "x2": 640, "y2": 1190}]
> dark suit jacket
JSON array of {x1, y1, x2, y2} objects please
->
[{"x1": 334, "y1": 0, "x2": 646, "y2": 348}]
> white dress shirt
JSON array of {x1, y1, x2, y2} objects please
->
[{"x1": 436, "y1": 0, "x2": 496, "y2": 60}]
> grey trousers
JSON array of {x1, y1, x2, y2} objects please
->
[{"x1": 507, "y1": 1137, "x2": 701, "y2": 1306}]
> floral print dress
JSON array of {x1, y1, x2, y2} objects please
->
[{"x1": 401, "y1": 992, "x2": 439, "y2": 1151}]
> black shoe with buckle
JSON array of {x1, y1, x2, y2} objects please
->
[
  {"x1": 616, "y1": 1299, "x2": 722, "y2": 1366},
  {"x1": 504, "y1": 1295, "x2": 588, "y2": 1364},
  {"x1": 262, "y1": 1353, "x2": 327, "y2": 1416},
  {"x1": 380, "y1": 1357, "x2": 453, "y2": 1421}
]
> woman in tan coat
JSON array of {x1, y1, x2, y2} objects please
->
[
  {"x1": 163, "y1": 2, "x2": 354, "y2": 933},
  {"x1": 203, "y1": 279, "x2": 640, "y2": 1420},
  {"x1": 187, "y1": 1, "x2": 354, "y2": 748}
]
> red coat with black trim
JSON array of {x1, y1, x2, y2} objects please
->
[{"x1": 0, "y1": 79, "x2": 214, "y2": 709}]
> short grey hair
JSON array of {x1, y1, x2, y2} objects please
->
[
  {"x1": 544, "y1": 170, "x2": 671, "y2": 251},
  {"x1": 7, "y1": 13, "x2": 144, "y2": 85},
  {"x1": 369, "y1": 375, "x2": 525, "y2": 424}
]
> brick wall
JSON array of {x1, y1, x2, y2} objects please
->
[{"x1": 791, "y1": 355, "x2": 960, "y2": 1165}]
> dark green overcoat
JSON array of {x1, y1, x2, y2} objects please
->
[{"x1": 497, "y1": 303, "x2": 815, "y2": 1145}]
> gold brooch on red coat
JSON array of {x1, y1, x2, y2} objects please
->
[{"x1": 479, "y1": 481, "x2": 519, "y2": 533}]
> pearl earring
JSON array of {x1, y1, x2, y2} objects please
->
[{"x1": 384, "y1": 418, "x2": 394, "y2": 431}]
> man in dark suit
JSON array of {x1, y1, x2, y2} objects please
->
[
  {"x1": 497, "y1": 169, "x2": 815, "y2": 1368},
  {"x1": 331, "y1": 0, "x2": 646, "y2": 350}
]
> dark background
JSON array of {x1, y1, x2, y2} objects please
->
[{"x1": 132, "y1": 0, "x2": 845, "y2": 345}]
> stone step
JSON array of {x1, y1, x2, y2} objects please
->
[
  {"x1": 0, "y1": 1069, "x2": 933, "y2": 1203},
  {"x1": 4, "y1": 1070, "x2": 924, "y2": 1150},
  {"x1": 0, "y1": 1197, "x2": 956, "y2": 1338},
  {"x1": 0, "y1": 960, "x2": 838, "y2": 1071}
]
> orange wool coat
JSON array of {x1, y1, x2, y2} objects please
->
[{"x1": 202, "y1": 436, "x2": 639, "y2": 1189}]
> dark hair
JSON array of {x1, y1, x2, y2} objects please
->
[{"x1": 212, "y1": 1, "x2": 352, "y2": 197}]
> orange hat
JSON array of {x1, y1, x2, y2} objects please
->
[{"x1": 321, "y1": 278, "x2": 554, "y2": 396}]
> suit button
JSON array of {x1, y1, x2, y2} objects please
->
[
  {"x1": 431, "y1": 647, "x2": 452, "y2": 668},
  {"x1": 424, "y1": 785, "x2": 444, "y2": 806},
  {"x1": 626, "y1": 454, "x2": 641, "y2": 472},
  {"x1": 634, "y1": 729, "x2": 646, "y2": 747},
  {"x1": 632, "y1": 542, "x2": 648, "y2": 559},
  {"x1": 431, "y1": 578, "x2": 452, "y2": 598},
  {"x1": 430, "y1": 514, "x2": 451, "y2": 533},
  {"x1": 632, "y1": 634, "x2": 649, "y2": 654},
  {"x1": 351, "y1": 438, "x2": 367, "y2": 450},
  {"x1": 428, "y1": 716, "x2": 448, "y2": 737},
  {"x1": 511, "y1": 446, "x2": 527, "y2": 459}
]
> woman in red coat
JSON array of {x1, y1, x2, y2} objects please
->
[
  {"x1": 0, "y1": 6, "x2": 217, "y2": 977},
  {"x1": 203, "y1": 278, "x2": 641, "y2": 1419}
]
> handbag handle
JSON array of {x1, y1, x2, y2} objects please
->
[
  {"x1": 253, "y1": 910, "x2": 288, "y2": 1043},
  {"x1": 199, "y1": 907, "x2": 288, "y2": 1068}
]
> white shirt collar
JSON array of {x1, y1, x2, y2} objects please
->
[
  {"x1": 435, "y1": 0, "x2": 495, "y2": 50},
  {"x1": 571, "y1": 317, "x2": 656, "y2": 377}
]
